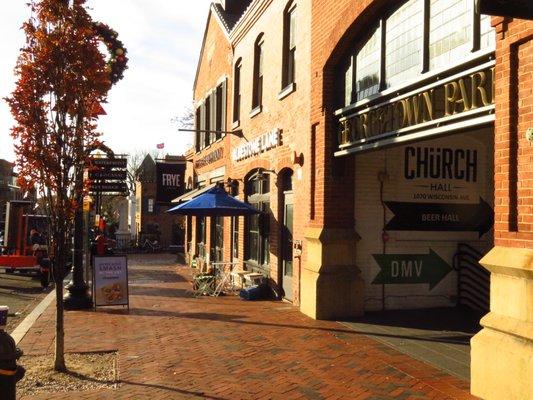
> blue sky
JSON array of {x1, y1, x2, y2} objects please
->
[{"x1": 0, "y1": 0, "x2": 212, "y2": 162}]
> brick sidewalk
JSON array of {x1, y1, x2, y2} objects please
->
[{"x1": 18, "y1": 255, "x2": 476, "y2": 399}]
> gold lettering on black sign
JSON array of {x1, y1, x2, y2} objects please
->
[{"x1": 338, "y1": 67, "x2": 495, "y2": 146}]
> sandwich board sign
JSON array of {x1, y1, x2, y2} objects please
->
[{"x1": 93, "y1": 255, "x2": 129, "y2": 309}]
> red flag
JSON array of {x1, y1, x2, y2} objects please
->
[{"x1": 156, "y1": 143, "x2": 165, "y2": 149}]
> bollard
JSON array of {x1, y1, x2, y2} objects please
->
[{"x1": 0, "y1": 306, "x2": 26, "y2": 400}]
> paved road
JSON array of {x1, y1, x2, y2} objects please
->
[
  {"x1": 20, "y1": 254, "x2": 475, "y2": 399},
  {"x1": 0, "y1": 270, "x2": 51, "y2": 333}
]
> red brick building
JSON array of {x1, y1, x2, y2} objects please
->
[
  {"x1": 135, "y1": 154, "x2": 186, "y2": 249},
  {"x1": 186, "y1": 4, "x2": 532, "y2": 394},
  {"x1": 185, "y1": 0, "x2": 311, "y2": 303}
]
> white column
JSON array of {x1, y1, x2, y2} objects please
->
[{"x1": 116, "y1": 197, "x2": 130, "y2": 249}]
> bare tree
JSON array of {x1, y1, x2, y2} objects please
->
[
  {"x1": 126, "y1": 149, "x2": 158, "y2": 196},
  {"x1": 172, "y1": 104, "x2": 195, "y2": 130}
]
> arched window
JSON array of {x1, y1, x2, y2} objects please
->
[
  {"x1": 245, "y1": 169, "x2": 270, "y2": 269},
  {"x1": 252, "y1": 34, "x2": 265, "y2": 110},
  {"x1": 343, "y1": 0, "x2": 495, "y2": 106},
  {"x1": 282, "y1": 1, "x2": 297, "y2": 89}
]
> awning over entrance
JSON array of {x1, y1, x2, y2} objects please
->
[{"x1": 171, "y1": 183, "x2": 216, "y2": 204}]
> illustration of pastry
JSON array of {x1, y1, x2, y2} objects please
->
[{"x1": 101, "y1": 283, "x2": 123, "y2": 303}]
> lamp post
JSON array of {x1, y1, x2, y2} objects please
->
[
  {"x1": 63, "y1": 163, "x2": 93, "y2": 309},
  {"x1": 64, "y1": 144, "x2": 114, "y2": 310}
]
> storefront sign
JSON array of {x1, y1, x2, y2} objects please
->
[
  {"x1": 232, "y1": 129, "x2": 280, "y2": 162},
  {"x1": 338, "y1": 66, "x2": 495, "y2": 147},
  {"x1": 404, "y1": 146, "x2": 477, "y2": 183},
  {"x1": 385, "y1": 199, "x2": 493, "y2": 236},
  {"x1": 195, "y1": 148, "x2": 223, "y2": 169},
  {"x1": 156, "y1": 162, "x2": 186, "y2": 204},
  {"x1": 93, "y1": 256, "x2": 129, "y2": 307},
  {"x1": 372, "y1": 250, "x2": 452, "y2": 290}
]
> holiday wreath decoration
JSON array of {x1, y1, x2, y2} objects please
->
[{"x1": 92, "y1": 22, "x2": 128, "y2": 85}]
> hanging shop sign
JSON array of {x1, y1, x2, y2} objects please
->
[
  {"x1": 195, "y1": 148, "x2": 223, "y2": 169},
  {"x1": 336, "y1": 64, "x2": 495, "y2": 155},
  {"x1": 93, "y1": 255, "x2": 129, "y2": 308},
  {"x1": 232, "y1": 128, "x2": 281, "y2": 162},
  {"x1": 156, "y1": 161, "x2": 186, "y2": 204},
  {"x1": 371, "y1": 250, "x2": 452, "y2": 290}
]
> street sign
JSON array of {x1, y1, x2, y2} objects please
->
[
  {"x1": 385, "y1": 198, "x2": 493, "y2": 237},
  {"x1": 372, "y1": 249, "x2": 452, "y2": 290},
  {"x1": 89, "y1": 182, "x2": 128, "y2": 193},
  {"x1": 89, "y1": 158, "x2": 127, "y2": 169},
  {"x1": 89, "y1": 170, "x2": 128, "y2": 180}
]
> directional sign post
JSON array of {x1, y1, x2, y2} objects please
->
[
  {"x1": 385, "y1": 197, "x2": 493, "y2": 237},
  {"x1": 89, "y1": 182, "x2": 128, "y2": 193},
  {"x1": 372, "y1": 249, "x2": 453, "y2": 290},
  {"x1": 89, "y1": 158, "x2": 127, "y2": 169},
  {"x1": 89, "y1": 170, "x2": 128, "y2": 180}
]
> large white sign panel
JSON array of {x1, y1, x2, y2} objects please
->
[{"x1": 93, "y1": 256, "x2": 129, "y2": 307}]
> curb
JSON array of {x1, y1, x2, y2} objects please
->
[{"x1": 12, "y1": 289, "x2": 56, "y2": 345}]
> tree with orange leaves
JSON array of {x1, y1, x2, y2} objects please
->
[{"x1": 5, "y1": 0, "x2": 127, "y2": 371}]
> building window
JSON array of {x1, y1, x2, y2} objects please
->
[
  {"x1": 211, "y1": 216, "x2": 224, "y2": 262},
  {"x1": 252, "y1": 35, "x2": 264, "y2": 110},
  {"x1": 147, "y1": 198, "x2": 154, "y2": 213},
  {"x1": 233, "y1": 59, "x2": 241, "y2": 122},
  {"x1": 282, "y1": 2, "x2": 297, "y2": 88},
  {"x1": 355, "y1": 25, "x2": 381, "y2": 101},
  {"x1": 385, "y1": 0, "x2": 423, "y2": 88},
  {"x1": 215, "y1": 80, "x2": 227, "y2": 139},
  {"x1": 245, "y1": 170, "x2": 270, "y2": 269},
  {"x1": 195, "y1": 107, "x2": 202, "y2": 152},
  {"x1": 342, "y1": 0, "x2": 495, "y2": 106},
  {"x1": 196, "y1": 216, "x2": 206, "y2": 257},
  {"x1": 429, "y1": 0, "x2": 473, "y2": 70},
  {"x1": 231, "y1": 216, "x2": 239, "y2": 259},
  {"x1": 204, "y1": 95, "x2": 211, "y2": 147}
]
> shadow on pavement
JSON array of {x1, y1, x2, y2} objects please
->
[
  {"x1": 345, "y1": 306, "x2": 483, "y2": 334},
  {"x1": 129, "y1": 286, "x2": 194, "y2": 298},
  {"x1": 127, "y1": 308, "x2": 471, "y2": 345},
  {"x1": 120, "y1": 381, "x2": 228, "y2": 400}
]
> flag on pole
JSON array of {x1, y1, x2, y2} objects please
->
[{"x1": 156, "y1": 143, "x2": 165, "y2": 149}]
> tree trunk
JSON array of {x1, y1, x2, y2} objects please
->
[{"x1": 54, "y1": 232, "x2": 66, "y2": 372}]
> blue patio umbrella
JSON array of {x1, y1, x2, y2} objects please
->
[{"x1": 166, "y1": 185, "x2": 260, "y2": 216}]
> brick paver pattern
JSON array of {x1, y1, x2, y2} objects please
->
[{"x1": 19, "y1": 255, "x2": 476, "y2": 399}]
